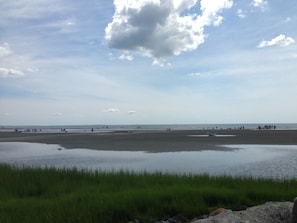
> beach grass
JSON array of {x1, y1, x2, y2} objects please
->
[{"x1": 0, "y1": 164, "x2": 297, "y2": 223}]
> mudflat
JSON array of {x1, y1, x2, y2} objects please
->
[{"x1": 0, "y1": 130, "x2": 297, "y2": 152}]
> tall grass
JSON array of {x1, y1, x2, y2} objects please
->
[{"x1": 0, "y1": 164, "x2": 297, "y2": 223}]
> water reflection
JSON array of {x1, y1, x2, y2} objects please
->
[{"x1": 1, "y1": 142, "x2": 297, "y2": 179}]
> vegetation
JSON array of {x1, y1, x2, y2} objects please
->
[{"x1": 0, "y1": 164, "x2": 297, "y2": 223}]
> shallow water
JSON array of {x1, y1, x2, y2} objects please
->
[{"x1": 0, "y1": 142, "x2": 297, "y2": 179}]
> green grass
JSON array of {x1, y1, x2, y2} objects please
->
[{"x1": 0, "y1": 164, "x2": 297, "y2": 223}]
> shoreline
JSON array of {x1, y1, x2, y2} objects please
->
[{"x1": 1, "y1": 129, "x2": 297, "y2": 152}]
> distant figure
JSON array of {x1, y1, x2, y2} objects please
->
[{"x1": 91, "y1": 128, "x2": 94, "y2": 132}]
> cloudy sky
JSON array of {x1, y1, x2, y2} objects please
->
[{"x1": 0, "y1": 0, "x2": 296, "y2": 125}]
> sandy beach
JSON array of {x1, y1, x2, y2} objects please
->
[{"x1": 1, "y1": 129, "x2": 297, "y2": 152}]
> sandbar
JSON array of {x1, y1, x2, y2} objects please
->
[{"x1": 0, "y1": 129, "x2": 297, "y2": 152}]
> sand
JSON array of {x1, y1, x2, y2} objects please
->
[{"x1": 0, "y1": 129, "x2": 297, "y2": 152}]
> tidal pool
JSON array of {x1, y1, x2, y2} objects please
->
[{"x1": 1, "y1": 142, "x2": 297, "y2": 179}]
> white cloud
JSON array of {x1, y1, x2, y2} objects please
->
[
  {"x1": 251, "y1": 0, "x2": 268, "y2": 11},
  {"x1": 119, "y1": 52, "x2": 134, "y2": 61},
  {"x1": 0, "y1": 42, "x2": 12, "y2": 56},
  {"x1": 9, "y1": 69, "x2": 24, "y2": 77},
  {"x1": 257, "y1": 34, "x2": 295, "y2": 48},
  {"x1": 0, "y1": 67, "x2": 24, "y2": 78},
  {"x1": 199, "y1": 0, "x2": 233, "y2": 26},
  {"x1": 128, "y1": 110, "x2": 136, "y2": 115},
  {"x1": 0, "y1": 68, "x2": 9, "y2": 77},
  {"x1": 188, "y1": 72, "x2": 201, "y2": 77},
  {"x1": 236, "y1": 9, "x2": 246, "y2": 19},
  {"x1": 105, "y1": 0, "x2": 233, "y2": 64},
  {"x1": 104, "y1": 108, "x2": 120, "y2": 113},
  {"x1": 0, "y1": 42, "x2": 38, "y2": 78},
  {"x1": 26, "y1": 67, "x2": 39, "y2": 73}
]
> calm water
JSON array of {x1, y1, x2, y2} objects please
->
[{"x1": 1, "y1": 142, "x2": 297, "y2": 179}]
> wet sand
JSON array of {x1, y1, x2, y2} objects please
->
[{"x1": 0, "y1": 130, "x2": 297, "y2": 152}]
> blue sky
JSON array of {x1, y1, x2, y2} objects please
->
[{"x1": 0, "y1": 0, "x2": 296, "y2": 125}]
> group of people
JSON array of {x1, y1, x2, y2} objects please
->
[{"x1": 257, "y1": 125, "x2": 276, "y2": 130}]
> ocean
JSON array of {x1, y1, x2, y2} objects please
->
[{"x1": 1, "y1": 123, "x2": 297, "y2": 133}]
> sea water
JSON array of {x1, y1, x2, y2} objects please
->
[
  {"x1": 1, "y1": 142, "x2": 297, "y2": 179},
  {"x1": 1, "y1": 123, "x2": 297, "y2": 133}
]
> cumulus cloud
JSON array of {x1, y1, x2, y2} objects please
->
[
  {"x1": 199, "y1": 0, "x2": 233, "y2": 26},
  {"x1": 251, "y1": 0, "x2": 268, "y2": 10},
  {"x1": 105, "y1": 0, "x2": 233, "y2": 64},
  {"x1": 257, "y1": 34, "x2": 295, "y2": 48},
  {"x1": 0, "y1": 67, "x2": 24, "y2": 78}
]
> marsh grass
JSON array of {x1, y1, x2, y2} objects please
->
[{"x1": 0, "y1": 164, "x2": 297, "y2": 223}]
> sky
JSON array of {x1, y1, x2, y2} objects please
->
[{"x1": 0, "y1": 0, "x2": 297, "y2": 125}]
